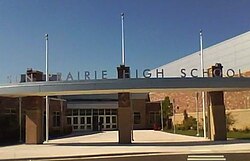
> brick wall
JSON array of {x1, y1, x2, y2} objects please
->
[
  {"x1": 149, "y1": 91, "x2": 203, "y2": 114},
  {"x1": 148, "y1": 71, "x2": 250, "y2": 130},
  {"x1": 132, "y1": 99, "x2": 146, "y2": 129},
  {"x1": 0, "y1": 96, "x2": 68, "y2": 141},
  {"x1": 149, "y1": 71, "x2": 250, "y2": 113},
  {"x1": 145, "y1": 102, "x2": 161, "y2": 129}
]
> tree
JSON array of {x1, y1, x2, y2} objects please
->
[
  {"x1": 162, "y1": 96, "x2": 173, "y2": 129},
  {"x1": 182, "y1": 110, "x2": 197, "y2": 130}
]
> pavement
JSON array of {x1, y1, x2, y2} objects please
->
[{"x1": 0, "y1": 130, "x2": 250, "y2": 161}]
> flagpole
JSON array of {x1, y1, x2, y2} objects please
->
[
  {"x1": 200, "y1": 30, "x2": 207, "y2": 138},
  {"x1": 121, "y1": 13, "x2": 125, "y2": 65},
  {"x1": 45, "y1": 34, "x2": 49, "y2": 142},
  {"x1": 160, "y1": 101, "x2": 164, "y2": 131}
]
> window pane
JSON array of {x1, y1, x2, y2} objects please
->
[
  {"x1": 87, "y1": 125, "x2": 91, "y2": 129},
  {"x1": 111, "y1": 109, "x2": 117, "y2": 115},
  {"x1": 156, "y1": 114, "x2": 161, "y2": 124},
  {"x1": 106, "y1": 117, "x2": 110, "y2": 123},
  {"x1": 149, "y1": 113, "x2": 154, "y2": 124},
  {"x1": 53, "y1": 111, "x2": 60, "y2": 127},
  {"x1": 99, "y1": 109, "x2": 104, "y2": 115},
  {"x1": 53, "y1": 115, "x2": 56, "y2": 127},
  {"x1": 134, "y1": 112, "x2": 141, "y2": 124},
  {"x1": 112, "y1": 116, "x2": 116, "y2": 123},
  {"x1": 87, "y1": 117, "x2": 91, "y2": 124},
  {"x1": 81, "y1": 117, "x2": 85, "y2": 124},
  {"x1": 4, "y1": 108, "x2": 16, "y2": 115},
  {"x1": 105, "y1": 109, "x2": 110, "y2": 115},
  {"x1": 73, "y1": 109, "x2": 78, "y2": 116},
  {"x1": 86, "y1": 109, "x2": 92, "y2": 115},
  {"x1": 73, "y1": 117, "x2": 78, "y2": 124},
  {"x1": 67, "y1": 117, "x2": 71, "y2": 125},
  {"x1": 80, "y1": 109, "x2": 85, "y2": 115},
  {"x1": 57, "y1": 115, "x2": 61, "y2": 126},
  {"x1": 93, "y1": 109, "x2": 98, "y2": 115},
  {"x1": 100, "y1": 117, "x2": 104, "y2": 123}
]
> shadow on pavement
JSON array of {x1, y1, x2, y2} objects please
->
[
  {"x1": 49, "y1": 131, "x2": 103, "y2": 140},
  {"x1": 0, "y1": 141, "x2": 22, "y2": 147},
  {"x1": 2, "y1": 152, "x2": 250, "y2": 161},
  {"x1": 49, "y1": 139, "x2": 250, "y2": 147}
]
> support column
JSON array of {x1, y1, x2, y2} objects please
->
[
  {"x1": 208, "y1": 63, "x2": 227, "y2": 141},
  {"x1": 19, "y1": 97, "x2": 22, "y2": 143},
  {"x1": 208, "y1": 91, "x2": 227, "y2": 141},
  {"x1": 24, "y1": 97, "x2": 43, "y2": 144},
  {"x1": 118, "y1": 93, "x2": 132, "y2": 144},
  {"x1": 117, "y1": 65, "x2": 132, "y2": 144}
]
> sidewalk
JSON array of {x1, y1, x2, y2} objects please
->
[{"x1": 0, "y1": 130, "x2": 250, "y2": 160}]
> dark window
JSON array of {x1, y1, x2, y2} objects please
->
[
  {"x1": 80, "y1": 109, "x2": 85, "y2": 115},
  {"x1": 73, "y1": 109, "x2": 78, "y2": 116},
  {"x1": 87, "y1": 117, "x2": 91, "y2": 124},
  {"x1": 4, "y1": 108, "x2": 16, "y2": 115},
  {"x1": 105, "y1": 109, "x2": 110, "y2": 115},
  {"x1": 149, "y1": 112, "x2": 154, "y2": 124},
  {"x1": 106, "y1": 117, "x2": 110, "y2": 123},
  {"x1": 99, "y1": 109, "x2": 104, "y2": 115},
  {"x1": 86, "y1": 109, "x2": 92, "y2": 115},
  {"x1": 111, "y1": 109, "x2": 117, "y2": 115},
  {"x1": 93, "y1": 109, "x2": 98, "y2": 115},
  {"x1": 67, "y1": 117, "x2": 71, "y2": 125},
  {"x1": 149, "y1": 111, "x2": 160, "y2": 125},
  {"x1": 99, "y1": 117, "x2": 104, "y2": 123},
  {"x1": 80, "y1": 117, "x2": 85, "y2": 124},
  {"x1": 73, "y1": 117, "x2": 78, "y2": 124},
  {"x1": 53, "y1": 111, "x2": 60, "y2": 127},
  {"x1": 112, "y1": 116, "x2": 116, "y2": 123},
  {"x1": 87, "y1": 125, "x2": 91, "y2": 129},
  {"x1": 134, "y1": 112, "x2": 141, "y2": 124}
]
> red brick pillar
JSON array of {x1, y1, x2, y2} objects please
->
[
  {"x1": 117, "y1": 65, "x2": 132, "y2": 144},
  {"x1": 23, "y1": 97, "x2": 43, "y2": 144},
  {"x1": 208, "y1": 63, "x2": 227, "y2": 141},
  {"x1": 208, "y1": 91, "x2": 227, "y2": 141}
]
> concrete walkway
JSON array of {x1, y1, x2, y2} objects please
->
[
  {"x1": 49, "y1": 130, "x2": 205, "y2": 144},
  {"x1": 0, "y1": 130, "x2": 250, "y2": 160}
]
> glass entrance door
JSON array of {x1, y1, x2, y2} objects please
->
[
  {"x1": 98, "y1": 115, "x2": 117, "y2": 130},
  {"x1": 70, "y1": 116, "x2": 92, "y2": 131},
  {"x1": 67, "y1": 109, "x2": 116, "y2": 131}
]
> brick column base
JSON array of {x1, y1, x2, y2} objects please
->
[
  {"x1": 208, "y1": 91, "x2": 227, "y2": 141},
  {"x1": 23, "y1": 96, "x2": 43, "y2": 144},
  {"x1": 26, "y1": 109, "x2": 43, "y2": 144},
  {"x1": 118, "y1": 93, "x2": 132, "y2": 144}
]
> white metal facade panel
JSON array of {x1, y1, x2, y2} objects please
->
[{"x1": 152, "y1": 31, "x2": 250, "y2": 77}]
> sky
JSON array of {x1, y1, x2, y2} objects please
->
[{"x1": 0, "y1": 0, "x2": 250, "y2": 83}]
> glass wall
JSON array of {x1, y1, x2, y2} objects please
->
[{"x1": 67, "y1": 109, "x2": 117, "y2": 131}]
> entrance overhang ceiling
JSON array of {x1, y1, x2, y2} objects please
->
[{"x1": 0, "y1": 78, "x2": 250, "y2": 97}]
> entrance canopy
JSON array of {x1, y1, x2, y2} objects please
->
[{"x1": 0, "y1": 77, "x2": 250, "y2": 97}]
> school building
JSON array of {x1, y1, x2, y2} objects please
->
[{"x1": 1, "y1": 31, "x2": 250, "y2": 142}]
